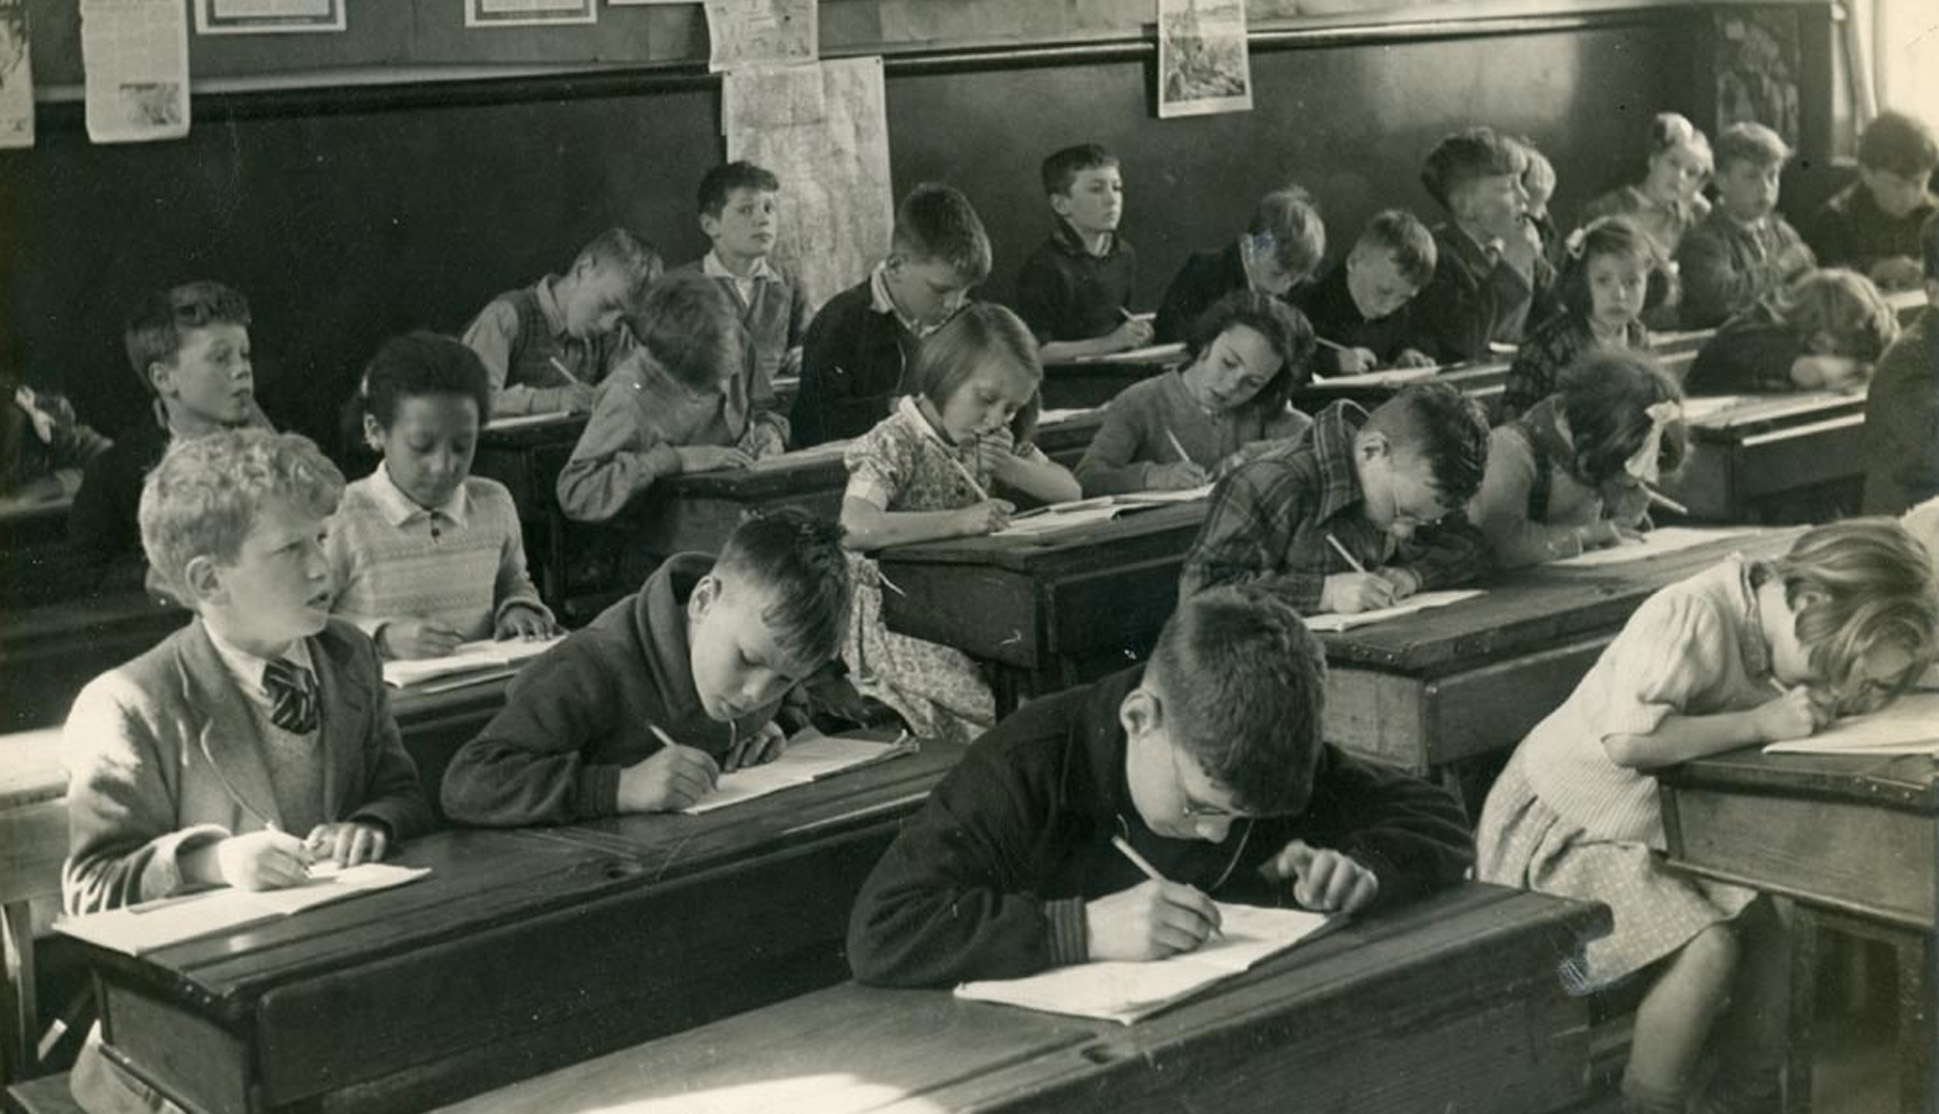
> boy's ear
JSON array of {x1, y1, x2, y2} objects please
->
[
  {"x1": 361, "y1": 413, "x2": 385, "y2": 451},
  {"x1": 1119, "y1": 687, "x2": 1160, "y2": 739},
  {"x1": 1356, "y1": 429, "x2": 1391, "y2": 462},
  {"x1": 687, "y1": 574, "x2": 721, "y2": 622},
  {"x1": 699, "y1": 211, "x2": 721, "y2": 239},
  {"x1": 1048, "y1": 191, "x2": 1075, "y2": 219},
  {"x1": 181, "y1": 555, "x2": 225, "y2": 608}
]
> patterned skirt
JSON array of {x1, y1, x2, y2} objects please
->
[
  {"x1": 841, "y1": 554, "x2": 995, "y2": 746},
  {"x1": 1476, "y1": 752, "x2": 1757, "y2": 993}
]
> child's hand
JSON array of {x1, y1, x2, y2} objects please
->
[
  {"x1": 495, "y1": 605, "x2": 557, "y2": 641},
  {"x1": 381, "y1": 620, "x2": 465, "y2": 660},
  {"x1": 675, "y1": 445, "x2": 755, "y2": 473},
  {"x1": 1867, "y1": 255, "x2": 1924, "y2": 292},
  {"x1": 781, "y1": 346, "x2": 805, "y2": 378},
  {"x1": 1581, "y1": 520, "x2": 1645, "y2": 550},
  {"x1": 972, "y1": 437, "x2": 1014, "y2": 483},
  {"x1": 1148, "y1": 461, "x2": 1210, "y2": 490},
  {"x1": 743, "y1": 422, "x2": 789, "y2": 460},
  {"x1": 1373, "y1": 566, "x2": 1421, "y2": 600},
  {"x1": 1792, "y1": 355, "x2": 1866, "y2": 393},
  {"x1": 723, "y1": 722, "x2": 787, "y2": 772},
  {"x1": 1320, "y1": 572, "x2": 1398, "y2": 614},
  {"x1": 616, "y1": 744, "x2": 721, "y2": 812},
  {"x1": 305, "y1": 821, "x2": 389, "y2": 868},
  {"x1": 550, "y1": 383, "x2": 597, "y2": 415},
  {"x1": 1753, "y1": 685, "x2": 1833, "y2": 742},
  {"x1": 1085, "y1": 879, "x2": 1222, "y2": 961},
  {"x1": 954, "y1": 499, "x2": 1014, "y2": 536},
  {"x1": 1333, "y1": 347, "x2": 1379, "y2": 374},
  {"x1": 213, "y1": 829, "x2": 313, "y2": 891},
  {"x1": 1393, "y1": 349, "x2": 1436, "y2": 369},
  {"x1": 1212, "y1": 451, "x2": 1248, "y2": 481},
  {"x1": 1110, "y1": 317, "x2": 1155, "y2": 351},
  {"x1": 1259, "y1": 840, "x2": 1380, "y2": 914}
]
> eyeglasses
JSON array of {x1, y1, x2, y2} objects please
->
[{"x1": 1167, "y1": 741, "x2": 1246, "y2": 823}]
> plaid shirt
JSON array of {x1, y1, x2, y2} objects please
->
[
  {"x1": 1179, "y1": 401, "x2": 1488, "y2": 612},
  {"x1": 1498, "y1": 312, "x2": 1648, "y2": 423}
]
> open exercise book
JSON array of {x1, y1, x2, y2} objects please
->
[
  {"x1": 1073, "y1": 341, "x2": 1187, "y2": 366},
  {"x1": 1763, "y1": 693, "x2": 1939, "y2": 757},
  {"x1": 679, "y1": 730, "x2": 919, "y2": 814},
  {"x1": 1303, "y1": 589, "x2": 1484, "y2": 633},
  {"x1": 482, "y1": 411, "x2": 578, "y2": 434},
  {"x1": 956, "y1": 903, "x2": 1336, "y2": 1024},
  {"x1": 381, "y1": 636, "x2": 565, "y2": 691},
  {"x1": 1548, "y1": 527, "x2": 1761, "y2": 569},
  {"x1": 994, "y1": 487, "x2": 1213, "y2": 538},
  {"x1": 58, "y1": 862, "x2": 430, "y2": 956}
]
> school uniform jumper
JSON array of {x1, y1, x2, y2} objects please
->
[
  {"x1": 1409, "y1": 223, "x2": 1555, "y2": 365},
  {"x1": 1153, "y1": 241, "x2": 1249, "y2": 344},
  {"x1": 791, "y1": 266, "x2": 926, "y2": 447},
  {"x1": 1288, "y1": 263, "x2": 1424, "y2": 374},
  {"x1": 845, "y1": 664, "x2": 1474, "y2": 987},
  {"x1": 1014, "y1": 222, "x2": 1138, "y2": 344},
  {"x1": 1674, "y1": 209, "x2": 1815, "y2": 330},
  {"x1": 1177, "y1": 401, "x2": 1490, "y2": 613},
  {"x1": 1683, "y1": 303, "x2": 1809, "y2": 395},
  {"x1": 462, "y1": 275, "x2": 636, "y2": 417},
  {"x1": 1806, "y1": 181, "x2": 1939, "y2": 276},
  {"x1": 440, "y1": 553, "x2": 783, "y2": 826},
  {"x1": 1074, "y1": 370, "x2": 1311, "y2": 496},
  {"x1": 1469, "y1": 397, "x2": 1651, "y2": 569},
  {"x1": 684, "y1": 251, "x2": 807, "y2": 418}
]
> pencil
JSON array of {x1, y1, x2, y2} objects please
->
[
  {"x1": 1112, "y1": 834, "x2": 1223, "y2": 939},
  {"x1": 1645, "y1": 486, "x2": 1689, "y2": 517},
  {"x1": 648, "y1": 723, "x2": 679, "y2": 749},
  {"x1": 1164, "y1": 429, "x2": 1191, "y2": 464},
  {"x1": 548, "y1": 356, "x2": 583, "y2": 386},
  {"x1": 1314, "y1": 336, "x2": 1349, "y2": 353},
  {"x1": 1325, "y1": 533, "x2": 1367, "y2": 573},
  {"x1": 1767, "y1": 676, "x2": 1788, "y2": 695},
  {"x1": 945, "y1": 448, "x2": 990, "y2": 502}
]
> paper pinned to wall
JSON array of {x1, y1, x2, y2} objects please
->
[
  {"x1": 195, "y1": 0, "x2": 346, "y2": 35},
  {"x1": 465, "y1": 0, "x2": 595, "y2": 28},
  {"x1": 725, "y1": 57, "x2": 893, "y2": 314},
  {"x1": 0, "y1": 1, "x2": 33, "y2": 149},
  {"x1": 1157, "y1": 0, "x2": 1254, "y2": 119},
  {"x1": 81, "y1": 0, "x2": 190, "y2": 144},
  {"x1": 704, "y1": 0, "x2": 816, "y2": 72}
]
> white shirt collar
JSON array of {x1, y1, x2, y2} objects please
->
[
  {"x1": 367, "y1": 462, "x2": 470, "y2": 528},
  {"x1": 869, "y1": 262, "x2": 930, "y2": 337},
  {"x1": 703, "y1": 250, "x2": 779, "y2": 284},
  {"x1": 204, "y1": 621, "x2": 313, "y2": 705}
]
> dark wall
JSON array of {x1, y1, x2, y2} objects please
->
[{"x1": 0, "y1": 10, "x2": 1711, "y2": 454}]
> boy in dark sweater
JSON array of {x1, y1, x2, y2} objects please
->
[
  {"x1": 846, "y1": 586, "x2": 1472, "y2": 987},
  {"x1": 1153, "y1": 185, "x2": 1327, "y2": 344},
  {"x1": 1015, "y1": 143, "x2": 1153, "y2": 362},
  {"x1": 792, "y1": 183, "x2": 992, "y2": 447},
  {"x1": 440, "y1": 509, "x2": 853, "y2": 825},
  {"x1": 1290, "y1": 210, "x2": 1439, "y2": 375},
  {"x1": 1675, "y1": 123, "x2": 1816, "y2": 329},
  {"x1": 1806, "y1": 110, "x2": 1937, "y2": 293}
]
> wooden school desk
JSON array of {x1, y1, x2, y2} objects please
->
[
  {"x1": 877, "y1": 500, "x2": 1208, "y2": 713},
  {"x1": 1316, "y1": 528, "x2": 1803, "y2": 787},
  {"x1": 0, "y1": 592, "x2": 186, "y2": 733},
  {"x1": 59, "y1": 739, "x2": 965, "y2": 1114},
  {"x1": 0, "y1": 728, "x2": 64, "y2": 1087},
  {"x1": 1297, "y1": 333, "x2": 1709, "y2": 416},
  {"x1": 425, "y1": 883, "x2": 1606, "y2": 1114},
  {"x1": 1659, "y1": 391, "x2": 1870, "y2": 523},
  {"x1": 1659, "y1": 746, "x2": 1938, "y2": 1114},
  {"x1": 1040, "y1": 343, "x2": 1188, "y2": 410}
]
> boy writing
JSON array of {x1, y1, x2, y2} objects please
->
[
  {"x1": 64, "y1": 429, "x2": 433, "y2": 914},
  {"x1": 1806, "y1": 110, "x2": 1938, "y2": 292},
  {"x1": 1676, "y1": 122, "x2": 1817, "y2": 328},
  {"x1": 71, "y1": 281, "x2": 273, "y2": 577},
  {"x1": 792, "y1": 183, "x2": 993, "y2": 447},
  {"x1": 440, "y1": 509, "x2": 852, "y2": 824},
  {"x1": 846, "y1": 585, "x2": 1472, "y2": 986},
  {"x1": 1153, "y1": 185, "x2": 1327, "y2": 343},
  {"x1": 1862, "y1": 212, "x2": 1939, "y2": 515},
  {"x1": 1179, "y1": 382, "x2": 1491, "y2": 615},
  {"x1": 1289, "y1": 210, "x2": 1440, "y2": 374},
  {"x1": 462, "y1": 228, "x2": 662, "y2": 417},
  {"x1": 1015, "y1": 143, "x2": 1155, "y2": 362},
  {"x1": 681, "y1": 161, "x2": 810, "y2": 411},
  {"x1": 1408, "y1": 127, "x2": 1555, "y2": 364}
]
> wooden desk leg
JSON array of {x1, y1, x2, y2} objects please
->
[
  {"x1": 1786, "y1": 910, "x2": 1819, "y2": 1114},
  {"x1": 1, "y1": 899, "x2": 36, "y2": 1085},
  {"x1": 1894, "y1": 929, "x2": 1932, "y2": 1114}
]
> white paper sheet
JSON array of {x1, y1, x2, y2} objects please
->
[
  {"x1": 1547, "y1": 527, "x2": 1762, "y2": 569},
  {"x1": 58, "y1": 863, "x2": 429, "y2": 955},
  {"x1": 81, "y1": 0, "x2": 190, "y2": 144},
  {"x1": 381, "y1": 636, "x2": 563, "y2": 689},
  {"x1": 1762, "y1": 693, "x2": 1939, "y2": 756},
  {"x1": 956, "y1": 903, "x2": 1334, "y2": 1024},
  {"x1": 679, "y1": 731, "x2": 917, "y2": 814},
  {"x1": 465, "y1": 0, "x2": 595, "y2": 27},
  {"x1": 1303, "y1": 589, "x2": 1485, "y2": 633},
  {"x1": 195, "y1": 0, "x2": 345, "y2": 34},
  {"x1": 1072, "y1": 341, "x2": 1188, "y2": 366},
  {"x1": 705, "y1": 0, "x2": 817, "y2": 72},
  {"x1": 482, "y1": 411, "x2": 577, "y2": 434}
]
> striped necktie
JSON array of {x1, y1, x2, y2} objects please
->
[{"x1": 262, "y1": 658, "x2": 319, "y2": 735}]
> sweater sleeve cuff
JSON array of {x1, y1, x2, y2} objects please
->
[
  {"x1": 1044, "y1": 896, "x2": 1089, "y2": 966},
  {"x1": 643, "y1": 441, "x2": 683, "y2": 477},
  {"x1": 575, "y1": 763, "x2": 623, "y2": 820}
]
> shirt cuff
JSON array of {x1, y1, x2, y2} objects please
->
[
  {"x1": 1044, "y1": 896, "x2": 1089, "y2": 966},
  {"x1": 575, "y1": 763, "x2": 623, "y2": 820}
]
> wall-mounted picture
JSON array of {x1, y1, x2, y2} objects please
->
[
  {"x1": 465, "y1": 0, "x2": 595, "y2": 28},
  {"x1": 1158, "y1": 0, "x2": 1253, "y2": 118}
]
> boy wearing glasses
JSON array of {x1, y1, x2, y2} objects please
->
[{"x1": 846, "y1": 586, "x2": 1472, "y2": 987}]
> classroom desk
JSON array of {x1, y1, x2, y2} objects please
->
[
  {"x1": 877, "y1": 501, "x2": 1209, "y2": 712},
  {"x1": 0, "y1": 729, "x2": 65, "y2": 1087},
  {"x1": 1297, "y1": 339, "x2": 1707, "y2": 416},
  {"x1": 1659, "y1": 746, "x2": 1938, "y2": 1114},
  {"x1": 0, "y1": 592, "x2": 187, "y2": 734},
  {"x1": 422, "y1": 883, "x2": 1605, "y2": 1114},
  {"x1": 1041, "y1": 345, "x2": 1188, "y2": 410},
  {"x1": 62, "y1": 739, "x2": 965, "y2": 1114},
  {"x1": 1660, "y1": 390, "x2": 1870, "y2": 524},
  {"x1": 1316, "y1": 528, "x2": 1803, "y2": 783}
]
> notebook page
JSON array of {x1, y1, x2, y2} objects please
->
[
  {"x1": 1303, "y1": 590, "x2": 1485, "y2": 633},
  {"x1": 1548, "y1": 527, "x2": 1760, "y2": 569},
  {"x1": 58, "y1": 863, "x2": 430, "y2": 955},
  {"x1": 381, "y1": 635, "x2": 563, "y2": 688},
  {"x1": 679, "y1": 732, "x2": 917, "y2": 815},
  {"x1": 1762, "y1": 693, "x2": 1939, "y2": 755}
]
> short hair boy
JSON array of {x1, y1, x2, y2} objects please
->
[
  {"x1": 1862, "y1": 211, "x2": 1939, "y2": 514},
  {"x1": 1408, "y1": 127, "x2": 1556, "y2": 363},
  {"x1": 441, "y1": 508, "x2": 854, "y2": 825},
  {"x1": 1180, "y1": 382, "x2": 1491, "y2": 615},
  {"x1": 1807, "y1": 110, "x2": 1939, "y2": 292},
  {"x1": 845, "y1": 585, "x2": 1472, "y2": 987},
  {"x1": 462, "y1": 227, "x2": 662, "y2": 418},
  {"x1": 1675, "y1": 122, "x2": 1817, "y2": 328},
  {"x1": 1154, "y1": 186, "x2": 1327, "y2": 343},
  {"x1": 556, "y1": 271, "x2": 786, "y2": 523},
  {"x1": 1289, "y1": 210, "x2": 1439, "y2": 375},
  {"x1": 71, "y1": 280, "x2": 273, "y2": 573},
  {"x1": 64, "y1": 428, "x2": 433, "y2": 914},
  {"x1": 328, "y1": 333, "x2": 557, "y2": 659},
  {"x1": 792, "y1": 183, "x2": 993, "y2": 447},
  {"x1": 1015, "y1": 143, "x2": 1154, "y2": 362},
  {"x1": 680, "y1": 160, "x2": 811, "y2": 405}
]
